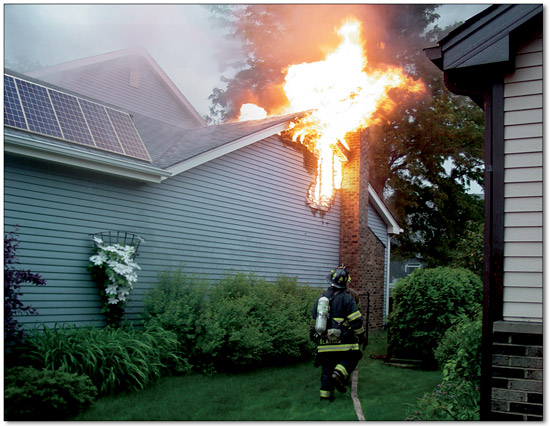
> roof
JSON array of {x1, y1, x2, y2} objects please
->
[
  {"x1": 424, "y1": 4, "x2": 542, "y2": 106},
  {"x1": 425, "y1": 4, "x2": 542, "y2": 71},
  {"x1": 26, "y1": 47, "x2": 206, "y2": 129},
  {"x1": 4, "y1": 63, "x2": 303, "y2": 183}
]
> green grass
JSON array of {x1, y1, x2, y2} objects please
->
[{"x1": 74, "y1": 331, "x2": 441, "y2": 421}]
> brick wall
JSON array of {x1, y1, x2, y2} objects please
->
[
  {"x1": 339, "y1": 129, "x2": 385, "y2": 330},
  {"x1": 490, "y1": 321, "x2": 543, "y2": 420},
  {"x1": 364, "y1": 228, "x2": 385, "y2": 329},
  {"x1": 339, "y1": 129, "x2": 369, "y2": 319}
]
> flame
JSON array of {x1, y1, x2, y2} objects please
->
[
  {"x1": 238, "y1": 103, "x2": 268, "y2": 120},
  {"x1": 239, "y1": 17, "x2": 425, "y2": 210}
]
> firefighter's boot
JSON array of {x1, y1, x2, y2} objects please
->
[
  {"x1": 320, "y1": 390, "x2": 334, "y2": 402},
  {"x1": 332, "y1": 365, "x2": 349, "y2": 394}
]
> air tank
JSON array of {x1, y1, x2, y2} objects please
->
[{"x1": 315, "y1": 296, "x2": 330, "y2": 333}]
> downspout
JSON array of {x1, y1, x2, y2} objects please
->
[{"x1": 385, "y1": 234, "x2": 392, "y2": 324}]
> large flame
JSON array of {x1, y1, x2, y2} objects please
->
[{"x1": 238, "y1": 17, "x2": 425, "y2": 210}]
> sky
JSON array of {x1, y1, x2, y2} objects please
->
[{"x1": 3, "y1": 3, "x2": 490, "y2": 118}]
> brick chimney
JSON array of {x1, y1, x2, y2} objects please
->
[{"x1": 339, "y1": 129, "x2": 384, "y2": 331}]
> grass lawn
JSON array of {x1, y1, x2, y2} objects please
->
[{"x1": 74, "y1": 331, "x2": 441, "y2": 421}]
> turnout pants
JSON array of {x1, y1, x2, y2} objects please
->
[{"x1": 318, "y1": 349, "x2": 362, "y2": 399}]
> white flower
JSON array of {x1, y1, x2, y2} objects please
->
[
  {"x1": 105, "y1": 285, "x2": 118, "y2": 295},
  {"x1": 90, "y1": 252, "x2": 107, "y2": 266},
  {"x1": 91, "y1": 241, "x2": 140, "y2": 307}
]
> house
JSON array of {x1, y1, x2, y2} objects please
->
[
  {"x1": 4, "y1": 47, "x2": 400, "y2": 331},
  {"x1": 425, "y1": 4, "x2": 543, "y2": 420}
]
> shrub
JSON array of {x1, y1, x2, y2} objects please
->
[
  {"x1": 4, "y1": 366, "x2": 97, "y2": 420},
  {"x1": 143, "y1": 270, "x2": 318, "y2": 372},
  {"x1": 4, "y1": 230, "x2": 46, "y2": 347},
  {"x1": 405, "y1": 380, "x2": 480, "y2": 421},
  {"x1": 200, "y1": 273, "x2": 317, "y2": 371},
  {"x1": 142, "y1": 269, "x2": 210, "y2": 366},
  {"x1": 450, "y1": 220, "x2": 484, "y2": 278},
  {"x1": 387, "y1": 267, "x2": 482, "y2": 365},
  {"x1": 434, "y1": 309, "x2": 482, "y2": 384},
  {"x1": 24, "y1": 324, "x2": 185, "y2": 395}
]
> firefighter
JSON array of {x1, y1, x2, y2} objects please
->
[{"x1": 311, "y1": 264, "x2": 367, "y2": 401}]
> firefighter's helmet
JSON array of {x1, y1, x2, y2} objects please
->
[{"x1": 326, "y1": 264, "x2": 351, "y2": 288}]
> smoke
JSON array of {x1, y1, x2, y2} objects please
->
[{"x1": 4, "y1": 4, "x2": 241, "y2": 117}]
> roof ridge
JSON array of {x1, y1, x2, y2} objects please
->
[{"x1": 25, "y1": 47, "x2": 206, "y2": 127}]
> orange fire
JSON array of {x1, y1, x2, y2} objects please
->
[{"x1": 238, "y1": 17, "x2": 425, "y2": 210}]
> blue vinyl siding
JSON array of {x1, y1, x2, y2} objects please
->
[
  {"x1": 368, "y1": 202, "x2": 388, "y2": 247},
  {"x1": 4, "y1": 135, "x2": 340, "y2": 328},
  {"x1": 368, "y1": 202, "x2": 390, "y2": 322}
]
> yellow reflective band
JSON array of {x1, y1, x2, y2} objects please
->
[
  {"x1": 347, "y1": 310, "x2": 362, "y2": 321},
  {"x1": 317, "y1": 343, "x2": 360, "y2": 352},
  {"x1": 320, "y1": 390, "x2": 333, "y2": 398},
  {"x1": 333, "y1": 317, "x2": 344, "y2": 322},
  {"x1": 335, "y1": 364, "x2": 348, "y2": 378},
  {"x1": 354, "y1": 326, "x2": 365, "y2": 334}
]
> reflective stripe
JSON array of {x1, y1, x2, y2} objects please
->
[
  {"x1": 333, "y1": 317, "x2": 344, "y2": 322},
  {"x1": 354, "y1": 326, "x2": 365, "y2": 334},
  {"x1": 317, "y1": 343, "x2": 360, "y2": 352},
  {"x1": 335, "y1": 363, "x2": 348, "y2": 378},
  {"x1": 347, "y1": 310, "x2": 362, "y2": 321},
  {"x1": 320, "y1": 390, "x2": 333, "y2": 398}
]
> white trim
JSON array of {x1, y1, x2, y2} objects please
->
[
  {"x1": 5, "y1": 132, "x2": 170, "y2": 184},
  {"x1": 368, "y1": 185, "x2": 402, "y2": 235},
  {"x1": 166, "y1": 121, "x2": 291, "y2": 176},
  {"x1": 25, "y1": 46, "x2": 206, "y2": 128}
]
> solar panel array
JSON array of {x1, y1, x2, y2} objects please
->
[{"x1": 4, "y1": 74, "x2": 151, "y2": 162}]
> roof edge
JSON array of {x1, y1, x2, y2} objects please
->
[
  {"x1": 368, "y1": 185, "x2": 402, "y2": 235},
  {"x1": 5, "y1": 131, "x2": 171, "y2": 183},
  {"x1": 166, "y1": 120, "x2": 293, "y2": 176}
]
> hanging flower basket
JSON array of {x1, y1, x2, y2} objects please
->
[{"x1": 88, "y1": 231, "x2": 144, "y2": 328}]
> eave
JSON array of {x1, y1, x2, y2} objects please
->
[
  {"x1": 368, "y1": 185, "x2": 402, "y2": 235},
  {"x1": 424, "y1": 4, "x2": 542, "y2": 103},
  {"x1": 5, "y1": 131, "x2": 171, "y2": 183}
]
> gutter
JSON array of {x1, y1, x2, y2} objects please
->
[{"x1": 5, "y1": 132, "x2": 172, "y2": 184}]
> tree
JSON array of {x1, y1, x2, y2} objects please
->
[
  {"x1": 205, "y1": 5, "x2": 485, "y2": 264},
  {"x1": 369, "y1": 24, "x2": 485, "y2": 265}
]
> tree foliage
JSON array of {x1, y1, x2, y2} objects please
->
[{"x1": 205, "y1": 5, "x2": 485, "y2": 264}]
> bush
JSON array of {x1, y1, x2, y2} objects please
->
[
  {"x1": 142, "y1": 269, "x2": 210, "y2": 366},
  {"x1": 405, "y1": 380, "x2": 480, "y2": 421},
  {"x1": 201, "y1": 273, "x2": 317, "y2": 370},
  {"x1": 24, "y1": 324, "x2": 185, "y2": 395},
  {"x1": 387, "y1": 267, "x2": 482, "y2": 365},
  {"x1": 4, "y1": 230, "x2": 46, "y2": 348},
  {"x1": 4, "y1": 366, "x2": 97, "y2": 420},
  {"x1": 434, "y1": 309, "x2": 482, "y2": 384},
  {"x1": 143, "y1": 270, "x2": 318, "y2": 372}
]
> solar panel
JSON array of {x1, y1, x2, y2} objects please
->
[
  {"x1": 4, "y1": 75, "x2": 28, "y2": 129},
  {"x1": 16, "y1": 78, "x2": 63, "y2": 139},
  {"x1": 49, "y1": 89, "x2": 95, "y2": 147},
  {"x1": 78, "y1": 99, "x2": 125, "y2": 155},
  {"x1": 4, "y1": 74, "x2": 152, "y2": 162},
  {"x1": 107, "y1": 108, "x2": 152, "y2": 162}
]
